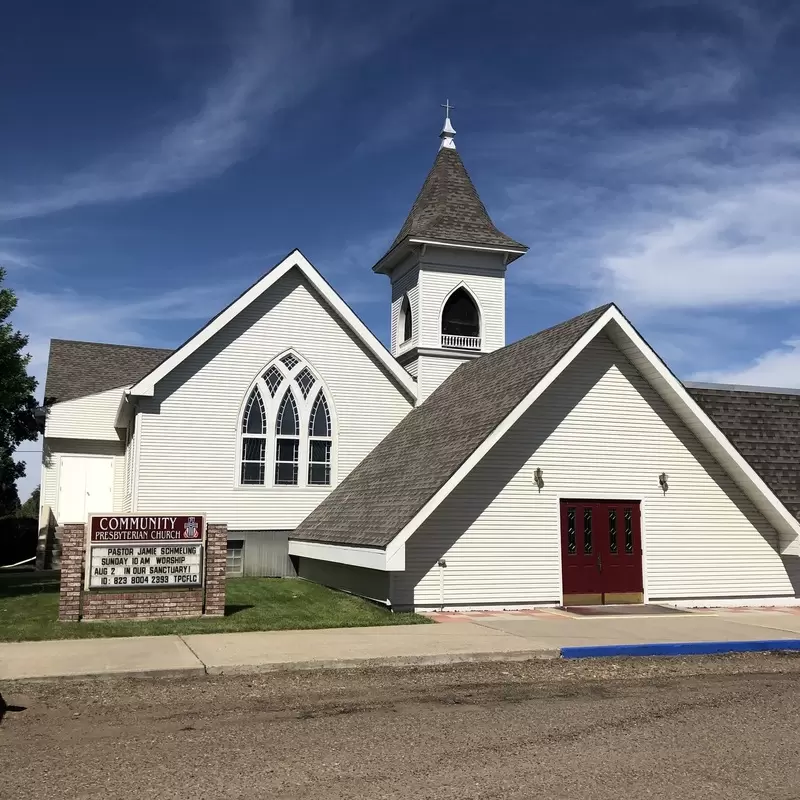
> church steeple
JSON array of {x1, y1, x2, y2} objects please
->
[
  {"x1": 373, "y1": 107, "x2": 527, "y2": 275},
  {"x1": 375, "y1": 106, "x2": 528, "y2": 403}
]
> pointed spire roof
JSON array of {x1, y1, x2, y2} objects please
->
[{"x1": 373, "y1": 110, "x2": 528, "y2": 273}]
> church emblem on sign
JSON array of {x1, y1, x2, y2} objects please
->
[{"x1": 184, "y1": 517, "x2": 200, "y2": 539}]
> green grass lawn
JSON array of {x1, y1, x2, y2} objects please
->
[{"x1": 0, "y1": 572, "x2": 431, "y2": 642}]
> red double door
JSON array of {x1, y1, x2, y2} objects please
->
[{"x1": 560, "y1": 500, "x2": 643, "y2": 605}]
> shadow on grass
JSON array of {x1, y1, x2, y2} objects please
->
[
  {"x1": 0, "y1": 574, "x2": 60, "y2": 598},
  {"x1": 224, "y1": 604, "x2": 255, "y2": 616}
]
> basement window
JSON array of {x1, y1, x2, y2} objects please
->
[{"x1": 226, "y1": 539, "x2": 245, "y2": 577}]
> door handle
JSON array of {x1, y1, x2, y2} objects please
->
[{"x1": 597, "y1": 554, "x2": 602, "y2": 572}]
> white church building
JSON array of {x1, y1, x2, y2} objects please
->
[{"x1": 41, "y1": 114, "x2": 800, "y2": 609}]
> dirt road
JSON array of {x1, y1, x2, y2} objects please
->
[{"x1": 3, "y1": 654, "x2": 800, "y2": 799}]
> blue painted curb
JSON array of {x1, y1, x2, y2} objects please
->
[{"x1": 560, "y1": 639, "x2": 800, "y2": 659}]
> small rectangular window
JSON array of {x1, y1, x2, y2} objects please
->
[
  {"x1": 241, "y1": 438, "x2": 265, "y2": 484},
  {"x1": 226, "y1": 539, "x2": 244, "y2": 577},
  {"x1": 275, "y1": 439, "x2": 299, "y2": 485},
  {"x1": 308, "y1": 440, "x2": 331, "y2": 486}
]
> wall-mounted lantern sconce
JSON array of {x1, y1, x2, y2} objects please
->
[
  {"x1": 659, "y1": 472, "x2": 669, "y2": 494},
  {"x1": 533, "y1": 467, "x2": 544, "y2": 492}
]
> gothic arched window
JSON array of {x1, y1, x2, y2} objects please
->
[
  {"x1": 237, "y1": 353, "x2": 334, "y2": 487},
  {"x1": 308, "y1": 390, "x2": 332, "y2": 485},
  {"x1": 399, "y1": 295, "x2": 413, "y2": 343},
  {"x1": 441, "y1": 287, "x2": 480, "y2": 339},
  {"x1": 241, "y1": 388, "x2": 267, "y2": 484}
]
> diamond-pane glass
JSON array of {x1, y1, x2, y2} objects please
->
[
  {"x1": 276, "y1": 391, "x2": 299, "y2": 436},
  {"x1": 625, "y1": 508, "x2": 633, "y2": 554},
  {"x1": 609, "y1": 509, "x2": 617, "y2": 554},
  {"x1": 242, "y1": 389, "x2": 265, "y2": 434},
  {"x1": 263, "y1": 365, "x2": 283, "y2": 396},
  {"x1": 567, "y1": 508, "x2": 576, "y2": 555},
  {"x1": 295, "y1": 367, "x2": 315, "y2": 398},
  {"x1": 583, "y1": 507, "x2": 592, "y2": 554},
  {"x1": 309, "y1": 391, "x2": 331, "y2": 437},
  {"x1": 280, "y1": 353, "x2": 300, "y2": 370}
]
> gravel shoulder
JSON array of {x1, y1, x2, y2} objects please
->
[{"x1": 3, "y1": 654, "x2": 800, "y2": 800}]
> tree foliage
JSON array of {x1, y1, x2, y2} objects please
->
[{"x1": 0, "y1": 267, "x2": 40, "y2": 516}]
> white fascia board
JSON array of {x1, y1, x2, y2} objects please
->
[
  {"x1": 113, "y1": 390, "x2": 132, "y2": 429},
  {"x1": 605, "y1": 314, "x2": 800, "y2": 548},
  {"x1": 127, "y1": 250, "x2": 417, "y2": 402},
  {"x1": 288, "y1": 539, "x2": 403, "y2": 571},
  {"x1": 385, "y1": 306, "x2": 618, "y2": 563},
  {"x1": 408, "y1": 238, "x2": 527, "y2": 255},
  {"x1": 384, "y1": 304, "x2": 800, "y2": 563}
]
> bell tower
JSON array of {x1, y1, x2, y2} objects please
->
[{"x1": 372, "y1": 105, "x2": 528, "y2": 403}]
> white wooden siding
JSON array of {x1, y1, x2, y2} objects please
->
[
  {"x1": 405, "y1": 361, "x2": 418, "y2": 378},
  {"x1": 122, "y1": 414, "x2": 137, "y2": 513},
  {"x1": 41, "y1": 437, "x2": 125, "y2": 524},
  {"x1": 417, "y1": 251, "x2": 506, "y2": 352},
  {"x1": 390, "y1": 259, "x2": 419, "y2": 354},
  {"x1": 416, "y1": 356, "x2": 468, "y2": 403},
  {"x1": 136, "y1": 269, "x2": 412, "y2": 528},
  {"x1": 45, "y1": 387, "x2": 125, "y2": 440},
  {"x1": 395, "y1": 334, "x2": 794, "y2": 609}
]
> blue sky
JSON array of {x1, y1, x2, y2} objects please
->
[{"x1": 4, "y1": 0, "x2": 800, "y2": 496}]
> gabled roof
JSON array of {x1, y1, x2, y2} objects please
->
[
  {"x1": 45, "y1": 340, "x2": 172, "y2": 404},
  {"x1": 291, "y1": 304, "x2": 612, "y2": 550},
  {"x1": 373, "y1": 148, "x2": 527, "y2": 272},
  {"x1": 290, "y1": 305, "x2": 800, "y2": 571},
  {"x1": 687, "y1": 384, "x2": 800, "y2": 523},
  {"x1": 127, "y1": 249, "x2": 417, "y2": 401}
]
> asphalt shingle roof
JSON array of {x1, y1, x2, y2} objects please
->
[
  {"x1": 291, "y1": 303, "x2": 612, "y2": 548},
  {"x1": 45, "y1": 340, "x2": 173, "y2": 403},
  {"x1": 378, "y1": 148, "x2": 527, "y2": 264},
  {"x1": 687, "y1": 386, "x2": 800, "y2": 523}
]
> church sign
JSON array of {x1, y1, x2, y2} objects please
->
[{"x1": 86, "y1": 515, "x2": 205, "y2": 590}]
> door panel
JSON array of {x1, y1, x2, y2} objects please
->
[
  {"x1": 561, "y1": 500, "x2": 643, "y2": 605},
  {"x1": 58, "y1": 456, "x2": 114, "y2": 523}
]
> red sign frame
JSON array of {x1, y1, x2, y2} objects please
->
[{"x1": 89, "y1": 514, "x2": 206, "y2": 543}]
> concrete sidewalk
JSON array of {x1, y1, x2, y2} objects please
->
[{"x1": 3, "y1": 609, "x2": 800, "y2": 680}]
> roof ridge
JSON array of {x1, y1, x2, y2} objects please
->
[{"x1": 50, "y1": 338, "x2": 174, "y2": 352}]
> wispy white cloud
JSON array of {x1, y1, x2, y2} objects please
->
[
  {"x1": 491, "y1": 0, "x2": 800, "y2": 385},
  {"x1": 692, "y1": 338, "x2": 800, "y2": 388},
  {"x1": 0, "y1": 1, "x2": 423, "y2": 222}
]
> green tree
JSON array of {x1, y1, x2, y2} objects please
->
[
  {"x1": 18, "y1": 485, "x2": 40, "y2": 518},
  {"x1": 0, "y1": 267, "x2": 41, "y2": 516}
]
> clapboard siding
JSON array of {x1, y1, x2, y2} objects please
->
[
  {"x1": 45, "y1": 387, "x2": 125, "y2": 440},
  {"x1": 395, "y1": 334, "x2": 793, "y2": 609},
  {"x1": 390, "y1": 259, "x2": 419, "y2": 354},
  {"x1": 136, "y1": 269, "x2": 412, "y2": 528},
  {"x1": 417, "y1": 254, "x2": 506, "y2": 352},
  {"x1": 416, "y1": 356, "x2": 468, "y2": 403},
  {"x1": 405, "y1": 361, "x2": 418, "y2": 378},
  {"x1": 41, "y1": 438, "x2": 125, "y2": 524}
]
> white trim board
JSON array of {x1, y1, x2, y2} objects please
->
[
  {"x1": 125, "y1": 250, "x2": 417, "y2": 404},
  {"x1": 288, "y1": 539, "x2": 397, "y2": 571},
  {"x1": 382, "y1": 305, "x2": 800, "y2": 566}
]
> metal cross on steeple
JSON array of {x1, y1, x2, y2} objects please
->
[{"x1": 439, "y1": 98, "x2": 456, "y2": 150}]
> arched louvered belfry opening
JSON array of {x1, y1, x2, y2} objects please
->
[
  {"x1": 399, "y1": 295, "x2": 413, "y2": 343},
  {"x1": 441, "y1": 287, "x2": 480, "y2": 348}
]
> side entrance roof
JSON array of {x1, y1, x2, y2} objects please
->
[{"x1": 290, "y1": 305, "x2": 800, "y2": 571}]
